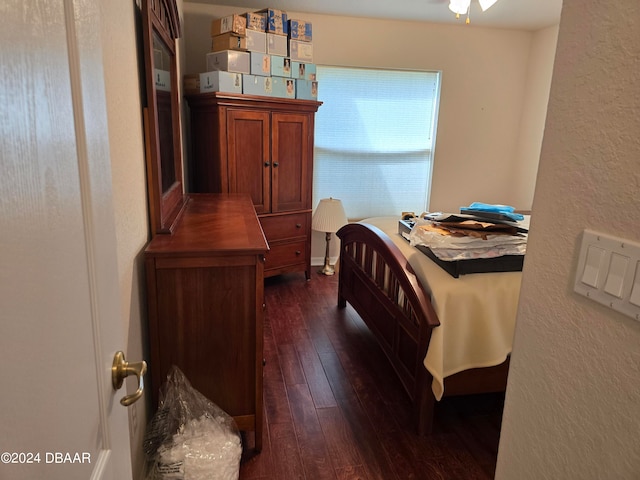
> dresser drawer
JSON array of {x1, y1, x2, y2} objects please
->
[
  {"x1": 260, "y1": 213, "x2": 309, "y2": 241},
  {"x1": 264, "y1": 240, "x2": 307, "y2": 271}
]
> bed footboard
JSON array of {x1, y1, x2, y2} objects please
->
[{"x1": 336, "y1": 222, "x2": 440, "y2": 434}]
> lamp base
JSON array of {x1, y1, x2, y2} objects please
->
[
  {"x1": 318, "y1": 262, "x2": 335, "y2": 276},
  {"x1": 318, "y1": 231, "x2": 335, "y2": 276}
]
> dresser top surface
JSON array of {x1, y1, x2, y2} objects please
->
[{"x1": 145, "y1": 194, "x2": 268, "y2": 256}]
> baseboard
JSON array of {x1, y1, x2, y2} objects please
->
[{"x1": 311, "y1": 255, "x2": 339, "y2": 266}]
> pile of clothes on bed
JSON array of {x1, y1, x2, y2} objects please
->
[{"x1": 402, "y1": 202, "x2": 529, "y2": 277}]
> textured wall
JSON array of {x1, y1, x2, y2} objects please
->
[{"x1": 495, "y1": 0, "x2": 640, "y2": 478}]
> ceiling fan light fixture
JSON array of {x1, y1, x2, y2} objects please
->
[
  {"x1": 448, "y1": 0, "x2": 471, "y2": 15},
  {"x1": 478, "y1": 0, "x2": 498, "y2": 11}
]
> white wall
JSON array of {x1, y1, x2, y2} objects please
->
[
  {"x1": 100, "y1": 1, "x2": 150, "y2": 477},
  {"x1": 496, "y1": 0, "x2": 640, "y2": 478},
  {"x1": 510, "y1": 24, "x2": 558, "y2": 207}
]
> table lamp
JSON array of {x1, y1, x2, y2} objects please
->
[{"x1": 312, "y1": 198, "x2": 348, "y2": 275}]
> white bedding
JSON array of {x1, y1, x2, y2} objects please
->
[{"x1": 360, "y1": 216, "x2": 523, "y2": 400}]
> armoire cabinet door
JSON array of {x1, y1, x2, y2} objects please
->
[
  {"x1": 227, "y1": 109, "x2": 271, "y2": 214},
  {"x1": 271, "y1": 112, "x2": 311, "y2": 212},
  {"x1": 184, "y1": 93, "x2": 321, "y2": 279}
]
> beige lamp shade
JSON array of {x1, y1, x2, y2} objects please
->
[
  {"x1": 312, "y1": 198, "x2": 348, "y2": 275},
  {"x1": 312, "y1": 198, "x2": 348, "y2": 233}
]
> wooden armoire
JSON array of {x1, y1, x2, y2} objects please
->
[{"x1": 185, "y1": 93, "x2": 322, "y2": 279}]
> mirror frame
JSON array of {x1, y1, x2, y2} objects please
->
[{"x1": 141, "y1": 0, "x2": 185, "y2": 234}]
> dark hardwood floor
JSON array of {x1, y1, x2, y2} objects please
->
[{"x1": 240, "y1": 272, "x2": 504, "y2": 480}]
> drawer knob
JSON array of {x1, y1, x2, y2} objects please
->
[
  {"x1": 273, "y1": 162, "x2": 279, "y2": 167},
  {"x1": 295, "y1": 250, "x2": 301, "y2": 255},
  {"x1": 295, "y1": 223, "x2": 301, "y2": 228},
  {"x1": 264, "y1": 161, "x2": 270, "y2": 167}
]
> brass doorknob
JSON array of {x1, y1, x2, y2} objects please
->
[{"x1": 112, "y1": 351, "x2": 147, "y2": 406}]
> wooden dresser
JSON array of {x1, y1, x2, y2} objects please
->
[
  {"x1": 185, "y1": 93, "x2": 321, "y2": 279},
  {"x1": 144, "y1": 193, "x2": 268, "y2": 451}
]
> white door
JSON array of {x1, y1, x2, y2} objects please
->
[{"x1": 0, "y1": 0, "x2": 135, "y2": 479}]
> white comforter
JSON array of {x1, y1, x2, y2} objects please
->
[{"x1": 361, "y1": 216, "x2": 523, "y2": 400}]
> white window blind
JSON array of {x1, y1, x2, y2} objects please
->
[{"x1": 313, "y1": 66, "x2": 441, "y2": 219}]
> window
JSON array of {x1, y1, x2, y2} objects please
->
[{"x1": 313, "y1": 66, "x2": 441, "y2": 219}]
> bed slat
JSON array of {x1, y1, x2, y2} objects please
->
[{"x1": 337, "y1": 222, "x2": 440, "y2": 434}]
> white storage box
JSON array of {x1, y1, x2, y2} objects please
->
[
  {"x1": 296, "y1": 79, "x2": 318, "y2": 100},
  {"x1": 291, "y1": 62, "x2": 316, "y2": 81},
  {"x1": 205, "y1": 50, "x2": 250, "y2": 74},
  {"x1": 250, "y1": 52, "x2": 271, "y2": 77},
  {"x1": 267, "y1": 33, "x2": 288, "y2": 56},
  {"x1": 243, "y1": 74, "x2": 273, "y2": 96},
  {"x1": 246, "y1": 29, "x2": 266, "y2": 53},
  {"x1": 289, "y1": 40, "x2": 313, "y2": 63},
  {"x1": 183, "y1": 72, "x2": 243, "y2": 94},
  {"x1": 272, "y1": 77, "x2": 296, "y2": 99},
  {"x1": 200, "y1": 71, "x2": 243, "y2": 94},
  {"x1": 154, "y1": 69, "x2": 171, "y2": 92},
  {"x1": 271, "y1": 56, "x2": 292, "y2": 78}
]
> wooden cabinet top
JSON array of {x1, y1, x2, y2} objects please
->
[
  {"x1": 185, "y1": 92, "x2": 322, "y2": 113},
  {"x1": 145, "y1": 193, "x2": 269, "y2": 256}
]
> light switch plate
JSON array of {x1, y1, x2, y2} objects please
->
[{"x1": 574, "y1": 229, "x2": 640, "y2": 322}]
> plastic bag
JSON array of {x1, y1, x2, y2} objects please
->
[
  {"x1": 144, "y1": 366, "x2": 242, "y2": 480},
  {"x1": 459, "y1": 201, "x2": 525, "y2": 222},
  {"x1": 408, "y1": 217, "x2": 527, "y2": 261}
]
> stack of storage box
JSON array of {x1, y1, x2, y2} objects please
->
[
  {"x1": 184, "y1": 8, "x2": 317, "y2": 100},
  {"x1": 287, "y1": 17, "x2": 317, "y2": 100}
]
